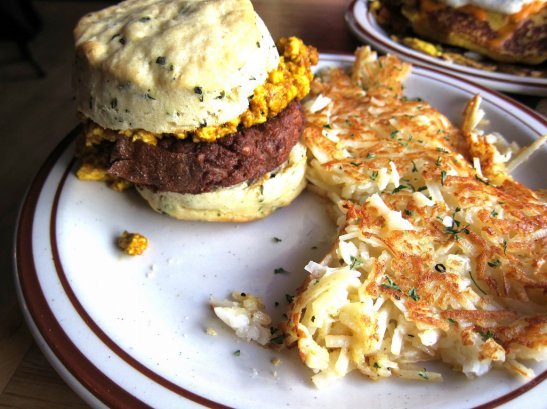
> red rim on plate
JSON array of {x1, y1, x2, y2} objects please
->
[
  {"x1": 15, "y1": 128, "x2": 230, "y2": 409},
  {"x1": 14, "y1": 61, "x2": 546, "y2": 408},
  {"x1": 344, "y1": 0, "x2": 547, "y2": 94}
]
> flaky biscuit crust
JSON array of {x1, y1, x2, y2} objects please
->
[{"x1": 73, "y1": 0, "x2": 279, "y2": 133}]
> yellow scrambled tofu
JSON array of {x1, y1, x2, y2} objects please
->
[{"x1": 117, "y1": 231, "x2": 148, "y2": 256}]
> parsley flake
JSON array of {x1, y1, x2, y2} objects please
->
[
  {"x1": 434, "y1": 263, "x2": 446, "y2": 273},
  {"x1": 487, "y1": 259, "x2": 501, "y2": 268},
  {"x1": 270, "y1": 335, "x2": 285, "y2": 345},
  {"x1": 392, "y1": 185, "x2": 408, "y2": 194},
  {"x1": 478, "y1": 330, "x2": 495, "y2": 341},
  {"x1": 408, "y1": 287, "x2": 420, "y2": 301},
  {"x1": 469, "y1": 271, "x2": 487, "y2": 295},
  {"x1": 380, "y1": 276, "x2": 401, "y2": 292},
  {"x1": 349, "y1": 256, "x2": 363, "y2": 270},
  {"x1": 440, "y1": 170, "x2": 447, "y2": 186}
]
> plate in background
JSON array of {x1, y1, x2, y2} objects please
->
[{"x1": 345, "y1": 0, "x2": 547, "y2": 96}]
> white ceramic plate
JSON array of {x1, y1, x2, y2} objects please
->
[
  {"x1": 15, "y1": 56, "x2": 547, "y2": 408},
  {"x1": 345, "y1": 0, "x2": 547, "y2": 96}
]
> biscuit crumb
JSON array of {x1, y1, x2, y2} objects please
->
[{"x1": 206, "y1": 328, "x2": 218, "y2": 336}]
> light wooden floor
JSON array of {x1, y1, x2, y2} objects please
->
[{"x1": 0, "y1": 2, "x2": 111, "y2": 407}]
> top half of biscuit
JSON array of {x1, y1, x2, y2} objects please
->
[{"x1": 73, "y1": 0, "x2": 280, "y2": 134}]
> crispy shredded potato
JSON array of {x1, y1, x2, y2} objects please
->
[{"x1": 284, "y1": 47, "x2": 547, "y2": 388}]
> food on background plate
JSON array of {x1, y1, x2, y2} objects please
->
[
  {"x1": 282, "y1": 47, "x2": 546, "y2": 387},
  {"x1": 371, "y1": 0, "x2": 547, "y2": 76},
  {"x1": 117, "y1": 230, "x2": 148, "y2": 255},
  {"x1": 73, "y1": 0, "x2": 318, "y2": 222}
]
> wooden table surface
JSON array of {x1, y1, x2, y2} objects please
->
[{"x1": 0, "y1": 1, "x2": 543, "y2": 408}]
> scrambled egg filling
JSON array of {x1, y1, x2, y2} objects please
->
[
  {"x1": 82, "y1": 37, "x2": 318, "y2": 147},
  {"x1": 117, "y1": 231, "x2": 148, "y2": 256}
]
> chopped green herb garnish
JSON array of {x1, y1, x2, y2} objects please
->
[
  {"x1": 380, "y1": 276, "x2": 401, "y2": 292},
  {"x1": 194, "y1": 86, "x2": 204, "y2": 102},
  {"x1": 487, "y1": 259, "x2": 501, "y2": 268},
  {"x1": 491, "y1": 209, "x2": 498, "y2": 218},
  {"x1": 411, "y1": 161, "x2": 418, "y2": 172},
  {"x1": 285, "y1": 294, "x2": 294, "y2": 304},
  {"x1": 349, "y1": 256, "x2": 363, "y2": 270},
  {"x1": 475, "y1": 175, "x2": 492, "y2": 186},
  {"x1": 503, "y1": 239, "x2": 507, "y2": 255},
  {"x1": 448, "y1": 318, "x2": 457, "y2": 325},
  {"x1": 469, "y1": 271, "x2": 487, "y2": 295},
  {"x1": 418, "y1": 370, "x2": 429, "y2": 380},
  {"x1": 270, "y1": 335, "x2": 285, "y2": 345},
  {"x1": 404, "y1": 209, "x2": 413, "y2": 216},
  {"x1": 373, "y1": 362, "x2": 381, "y2": 369},
  {"x1": 274, "y1": 267, "x2": 289, "y2": 275},
  {"x1": 435, "y1": 156, "x2": 442, "y2": 166},
  {"x1": 367, "y1": 152, "x2": 376, "y2": 159},
  {"x1": 408, "y1": 287, "x2": 420, "y2": 301},
  {"x1": 417, "y1": 186, "x2": 427, "y2": 192},
  {"x1": 350, "y1": 161, "x2": 360, "y2": 166},
  {"x1": 272, "y1": 237, "x2": 282, "y2": 243},
  {"x1": 392, "y1": 185, "x2": 408, "y2": 194},
  {"x1": 323, "y1": 123, "x2": 332, "y2": 129},
  {"x1": 156, "y1": 56, "x2": 166, "y2": 65},
  {"x1": 233, "y1": 350, "x2": 241, "y2": 356},
  {"x1": 478, "y1": 330, "x2": 495, "y2": 341},
  {"x1": 390, "y1": 130, "x2": 399, "y2": 139},
  {"x1": 440, "y1": 170, "x2": 447, "y2": 186},
  {"x1": 370, "y1": 170, "x2": 379, "y2": 181}
]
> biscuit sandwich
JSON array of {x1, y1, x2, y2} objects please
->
[{"x1": 73, "y1": 0, "x2": 318, "y2": 221}]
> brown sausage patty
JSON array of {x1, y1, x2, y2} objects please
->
[{"x1": 108, "y1": 99, "x2": 304, "y2": 194}]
